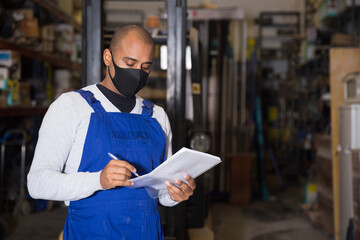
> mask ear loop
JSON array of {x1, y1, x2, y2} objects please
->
[
  {"x1": 107, "y1": 50, "x2": 115, "y2": 80},
  {"x1": 107, "y1": 64, "x2": 114, "y2": 81}
]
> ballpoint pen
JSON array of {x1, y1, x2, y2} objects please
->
[{"x1": 108, "y1": 152, "x2": 140, "y2": 177}]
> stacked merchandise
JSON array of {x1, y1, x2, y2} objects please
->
[
  {"x1": 0, "y1": 0, "x2": 82, "y2": 107},
  {"x1": 0, "y1": 50, "x2": 31, "y2": 108}
]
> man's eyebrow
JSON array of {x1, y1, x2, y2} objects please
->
[
  {"x1": 123, "y1": 57, "x2": 152, "y2": 65},
  {"x1": 123, "y1": 56, "x2": 137, "y2": 61}
]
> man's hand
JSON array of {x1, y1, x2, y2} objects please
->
[
  {"x1": 100, "y1": 160, "x2": 136, "y2": 189},
  {"x1": 165, "y1": 175, "x2": 196, "y2": 202}
]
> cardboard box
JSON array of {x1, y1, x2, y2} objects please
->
[
  {"x1": 42, "y1": 40, "x2": 54, "y2": 53},
  {"x1": 41, "y1": 25, "x2": 55, "y2": 41},
  {"x1": 0, "y1": 51, "x2": 21, "y2": 80},
  {"x1": 18, "y1": 82, "x2": 31, "y2": 107},
  {"x1": 54, "y1": 24, "x2": 74, "y2": 56},
  {"x1": 0, "y1": 67, "x2": 9, "y2": 90},
  {"x1": 12, "y1": 81, "x2": 31, "y2": 107},
  {"x1": 0, "y1": 50, "x2": 20, "y2": 67},
  {"x1": 331, "y1": 33, "x2": 360, "y2": 46},
  {"x1": 0, "y1": 90, "x2": 8, "y2": 108},
  {"x1": 21, "y1": 18, "x2": 40, "y2": 38}
]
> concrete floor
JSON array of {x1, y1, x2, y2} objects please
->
[
  {"x1": 2, "y1": 187, "x2": 331, "y2": 240},
  {"x1": 211, "y1": 202, "x2": 331, "y2": 240},
  {"x1": 2, "y1": 205, "x2": 67, "y2": 240},
  {"x1": 211, "y1": 186, "x2": 331, "y2": 240}
]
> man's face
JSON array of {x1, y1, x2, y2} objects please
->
[{"x1": 110, "y1": 34, "x2": 154, "y2": 74}]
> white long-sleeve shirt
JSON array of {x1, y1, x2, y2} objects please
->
[{"x1": 27, "y1": 84, "x2": 178, "y2": 207}]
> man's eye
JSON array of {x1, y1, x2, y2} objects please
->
[
  {"x1": 142, "y1": 64, "x2": 151, "y2": 70},
  {"x1": 126, "y1": 63, "x2": 135, "y2": 67}
]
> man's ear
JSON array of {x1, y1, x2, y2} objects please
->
[{"x1": 103, "y1": 49, "x2": 111, "y2": 67}]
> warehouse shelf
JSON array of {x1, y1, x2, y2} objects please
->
[
  {"x1": 261, "y1": 57, "x2": 288, "y2": 61},
  {"x1": 0, "y1": 38, "x2": 81, "y2": 73},
  {"x1": 0, "y1": 107, "x2": 48, "y2": 118},
  {"x1": 31, "y1": 0, "x2": 81, "y2": 32},
  {"x1": 259, "y1": 23, "x2": 300, "y2": 28}
]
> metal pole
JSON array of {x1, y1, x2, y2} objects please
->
[
  {"x1": 175, "y1": 0, "x2": 187, "y2": 152},
  {"x1": 165, "y1": 2, "x2": 187, "y2": 240},
  {"x1": 82, "y1": 0, "x2": 103, "y2": 86},
  {"x1": 240, "y1": 20, "x2": 247, "y2": 126},
  {"x1": 239, "y1": 20, "x2": 247, "y2": 152},
  {"x1": 200, "y1": 21, "x2": 209, "y2": 129},
  {"x1": 232, "y1": 21, "x2": 239, "y2": 153},
  {"x1": 166, "y1": 0, "x2": 176, "y2": 143},
  {"x1": 167, "y1": 0, "x2": 187, "y2": 152},
  {"x1": 20, "y1": 144, "x2": 26, "y2": 197},
  {"x1": 220, "y1": 56, "x2": 228, "y2": 191}
]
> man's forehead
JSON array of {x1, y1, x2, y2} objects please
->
[
  {"x1": 116, "y1": 33, "x2": 150, "y2": 49},
  {"x1": 112, "y1": 40, "x2": 153, "y2": 59}
]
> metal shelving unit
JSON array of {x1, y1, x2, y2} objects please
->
[
  {"x1": 0, "y1": 38, "x2": 81, "y2": 73},
  {"x1": 187, "y1": 8, "x2": 247, "y2": 194},
  {"x1": 0, "y1": 107, "x2": 47, "y2": 118},
  {"x1": 256, "y1": 11, "x2": 302, "y2": 194},
  {"x1": 31, "y1": 0, "x2": 82, "y2": 32}
]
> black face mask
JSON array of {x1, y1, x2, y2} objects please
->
[{"x1": 108, "y1": 51, "x2": 149, "y2": 98}]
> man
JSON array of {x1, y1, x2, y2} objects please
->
[{"x1": 27, "y1": 25, "x2": 196, "y2": 240}]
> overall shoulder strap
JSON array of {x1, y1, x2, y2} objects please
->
[
  {"x1": 141, "y1": 99, "x2": 154, "y2": 116},
  {"x1": 76, "y1": 89, "x2": 106, "y2": 113}
]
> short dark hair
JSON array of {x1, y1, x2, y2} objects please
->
[{"x1": 109, "y1": 25, "x2": 154, "y2": 52}]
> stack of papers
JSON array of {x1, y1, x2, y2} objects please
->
[{"x1": 129, "y1": 147, "x2": 221, "y2": 192}]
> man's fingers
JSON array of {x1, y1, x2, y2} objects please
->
[
  {"x1": 109, "y1": 160, "x2": 137, "y2": 174},
  {"x1": 166, "y1": 184, "x2": 181, "y2": 201},
  {"x1": 185, "y1": 175, "x2": 196, "y2": 190},
  {"x1": 109, "y1": 167, "x2": 132, "y2": 178},
  {"x1": 166, "y1": 182, "x2": 188, "y2": 200},
  {"x1": 110, "y1": 172, "x2": 131, "y2": 181},
  {"x1": 168, "y1": 190, "x2": 179, "y2": 202},
  {"x1": 108, "y1": 180, "x2": 134, "y2": 188},
  {"x1": 165, "y1": 177, "x2": 197, "y2": 203},
  {"x1": 175, "y1": 179, "x2": 193, "y2": 195},
  {"x1": 114, "y1": 180, "x2": 134, "y2": 187}
]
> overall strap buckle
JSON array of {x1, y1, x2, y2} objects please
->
[
  {"x1": 141, "y1": 99, "x2": 154, "y2": 116},
  {"x1": 76, "y1": 89, "x2": 106, "y2": 113}
]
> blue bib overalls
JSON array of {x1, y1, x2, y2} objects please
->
[{"x1": 63, "y1": 90, "x2": 167, "y2": 240}]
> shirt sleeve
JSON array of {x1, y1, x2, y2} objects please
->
[
  {"x1": 159, "y1": 193, "x2": 178, "y2": 207},
  {"x1": 27, "y1": 94, "x2": 103, "y2": 201}
]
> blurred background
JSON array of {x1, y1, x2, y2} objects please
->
[{"x1": 0, "y1": 0, "x2": 359, "y2": 239}]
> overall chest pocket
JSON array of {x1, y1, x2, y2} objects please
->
[{"x1": 111, "y1": 137, "x2": 153, "y2": 175}]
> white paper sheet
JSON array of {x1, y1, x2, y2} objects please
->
[{"x1": 128, "y1": 147, "x2": 221, "y2": 197}]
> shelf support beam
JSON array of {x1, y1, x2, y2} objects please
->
[
  {"x1": 82, "y1": 0, "x2": 103, "y2": 86},
  {"x1": 31, "y1": 0, "x2": 81, "y2": 32}
]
